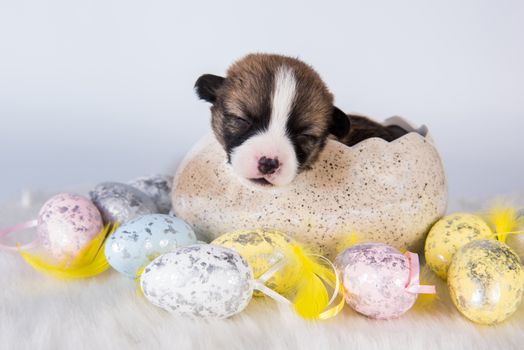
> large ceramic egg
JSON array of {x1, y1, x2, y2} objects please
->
[
  {"x1": 448, "y1": 239, "x2": 524, "y2": 325},
  {"x1": 172, "y1": 117, "x2": 447, "y2": 258},
  {"x1": 334, "y1": 242, "x2": 417, "y2": 319},
  {"x1": 90, "y1": 182, "x2": 158, "y2": 225},
  {"x1": 37, "y1": 193, "x2": 103, "y2": 260},
  {"x1": 425, "y1": 213, "x2": 493, "y2": 280},
  {"x1": 140, "y1": 244, "x2": 254, "y2": 319},
  {"x1": 212, "y1": 229, "x2": 299, "y2": 296},
  {"x1": 128, "y1": 174, "x2": 173, "y2": 214},
  {"x1": 105, "y1": 214, "x2": 197, "y2": 278}
]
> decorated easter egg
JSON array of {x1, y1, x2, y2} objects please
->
[
  {"x1": 212, "y1": 229, "x2": 299, "y2": 296},
  {"x1": 90, "y1": 182, "x2": 158, "y2": 225},
  {"x1": 447, "y1": 239, "x2": 524, "y2": 325},
  {"x1": 37, "y1": 193, "x2": 103, "y2": 260},
  {"x1": 425, "y1": 213, "x2": 493, "y2": 280},
  {"x1": 105, "y1": 214, "x2": 197, "y2": 278},
  {"x1": 128, "y1": 174, "x2": 173, "y2": 214},
  {"x1": 140, "y1": 244, "x2": 254, "y2": 319},
  {"x1": 335, "y1": 243, "x2": 417, "y2": 319}
]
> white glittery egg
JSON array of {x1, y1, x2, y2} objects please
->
[{"x1": 140, "y1": 244, "x2": 254, "y2": 319}]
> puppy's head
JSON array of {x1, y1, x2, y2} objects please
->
[{"x1": 195, "y1": 54, "x2": 350, "y2": 187}]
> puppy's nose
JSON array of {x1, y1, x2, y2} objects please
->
[{"x1": 258, "y1": 156, "x2": 280, "y2": 175}]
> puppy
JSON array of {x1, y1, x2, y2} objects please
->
[{"x1": 195, "y1": 53, "x2": 407, "y2": 187}]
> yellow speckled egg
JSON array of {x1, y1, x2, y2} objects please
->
[
  {"x1": 212, "y1": 229, "x2": 299, "y2": 296},
  {"x1": 425, "y1": 213, "x2": 493, "y2": 280},
  {"x1": 447, "y1": 239, "x2": 524, "y2": 325}
]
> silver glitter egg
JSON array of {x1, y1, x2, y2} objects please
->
[
  {"x1": 140, "y1": 244, "x2": 254, "y2": 319},
  {"x1": 128, "y1": 174, "x2": 173, "y2": 214},
  {"x1": 89, "y1": 182, "x2": 158, "y2": 225}
]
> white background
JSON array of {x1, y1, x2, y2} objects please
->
[{"x1": 1, "y1": 0, "x2": 523, "y2": 202}]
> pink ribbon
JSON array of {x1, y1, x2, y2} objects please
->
[
  {"x1": 0, "y1": 219, "x2": 38, "y2": 252},
  {"x1": 404, "y1": 251, "x2": 436, "y2": 294}
]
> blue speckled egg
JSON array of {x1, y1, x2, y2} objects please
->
[{"x1": 105, "y1": 214, "x2": 197, "y2": 278}]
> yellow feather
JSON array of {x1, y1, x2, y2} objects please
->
[
  {"x1": 486, "y1": 204, "x2": 523, "y2": 243},
  {"x1": 412, "y1": 291, "x2": 439, "y2": 311},
  {"x1": 335, "y1": 231, "x2": 360, "y2": 254},
  {"x1": 284, "y1": 244, "x2": 337, "y2": 319},
  {"x1": 18, "y1": 224, "x2": 117, "y2": 279},
  {"x1": 135, "y1": 266, "x2": 146, "y2": 295},
  {"x1": 294, "y1": 273, "x2": 329, "y2": 319}
]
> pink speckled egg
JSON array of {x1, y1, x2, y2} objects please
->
[
  {"x1": 334, "y1": 243, "x2": 417, "y2": 319},
  {"x1": 37, "y1": 193, "x2": 104, "y2": 260}
]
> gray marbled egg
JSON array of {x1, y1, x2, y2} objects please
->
[
  {"x1": 128, "y1": 174, "x2": 173, "y2": 214},
  {"x1": 140, "y1": 244, "x2": 254, "y2": 319},
  {"x1": 89, "y1": 182, "x2": 158, "y2": 225}
]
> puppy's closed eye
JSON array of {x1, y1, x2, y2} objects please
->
[
  {"x1": 224, "y1": 114, "x2": 252, "y2": 133},
  {"x1": 297, "y1": 134, "x2": 319, "y2": 144}
]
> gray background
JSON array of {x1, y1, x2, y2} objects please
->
[{"x1": 1, "y1": 0, "x2": 523, "y2": 202}]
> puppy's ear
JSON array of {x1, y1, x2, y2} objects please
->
[
  {"x1": 194, "y1": 74, "x2": 225, "y2": 103},
  {"x1": 329, "y1": 106, "x2": 351, "y2": 139}
]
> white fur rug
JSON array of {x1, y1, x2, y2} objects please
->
[{"x1": 1, "y1": 190, "x2": 523, "y2": 350}]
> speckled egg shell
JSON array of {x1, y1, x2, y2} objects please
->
[
  {"x1": 105, "y1": 214, "x2": 197, "y2": 278},
  {"x1": 425, "y1": 213, "x2": 493, "y2": 280},
  {"x1": 128, "y1": 174, "x2": 173, "y2": 214},
  {"x1": 172, "y1": 117, "x2": 447, "y2": 258},
  {"x1": 37, "y1": 193, "x2": 103, "y2": 260},
  {"x1": 140, "y1": 245, "x2": 254, "y2": 319},
  {"x1": 212, "y1": 229, "x2": 299, "y2": 296},
  {"x1": 90, "y1": 182, "x2": 158, "y2": 225},
  {"x1": 447, "y1": 239, "x2": 524, "y2": 325},
  {"x1": 335, "y1": 243, "x2": 417, "y2": 319}
]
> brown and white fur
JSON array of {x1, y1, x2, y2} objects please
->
[{"x1": 195, "y1": 53, "x2": 407, "y2": 187}]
